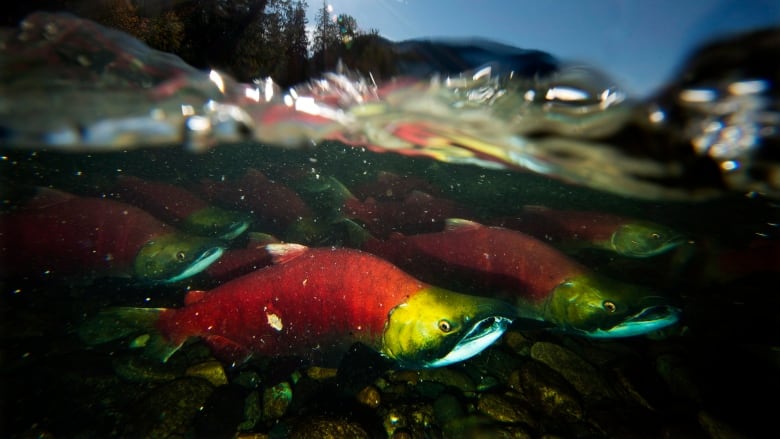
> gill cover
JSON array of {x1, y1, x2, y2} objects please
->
[
  {"x1": 134, "y1": 232, "x2": 224, "y2": 283},
  {"x1": 381, "y1": 287, "x2": 514, "y2": 369},
  {"x1": 542, "y1": 274, "x2": 681, "y2": 338}
]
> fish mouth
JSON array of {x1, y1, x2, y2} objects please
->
[
  {"x1": 163, "y1": 245, "x2": 225, "y2": 283},
  {"x1": 586, "y1": 304, "x2": 681, "y2": 338},
  {"x1": 423, "y1": 315, "x2": 513, "y2": 368},
  {"x1": 382, "y1": 288, "x2": 516, "y2": 369}
]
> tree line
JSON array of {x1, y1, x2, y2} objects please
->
[{"x1": 1, "y1": 0, "x2": 393, "y2": 88}]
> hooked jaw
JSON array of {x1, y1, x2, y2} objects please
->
[
  {"x1": 134, "y1": 233, "x2": 225, "y2": 283},
  {"x1": 544, "y1": 276, "x2": 682, "y2": 338},
  {"x1": 423, "y1": 314, "x2": 513, "y2": 368},
  {"x1": 381, "y1": 287, "x2": 515, "y2": 369},
  {"x1": 577, "y1": 303, "x2": 681, "y2": 338},
  {"x1": 163, "y1": 245, "x2": 224, "y2": 283}
]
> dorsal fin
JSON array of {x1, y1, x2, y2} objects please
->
[
  {"x1": 25, "y1": 187, "x2": 76, "y2": 209},
  {"x1": 522, "y1": 204, "x2": 551, "y2": 213},
  {"x1": 445, "y1": 218, "x2": 482, "y2": 232},
  {"x1": 247, "y1": 232, "x2": 280, "y2": 248},
  {"x1": 184, "y1": 290, "x2": 209, "y2": 306},
  {"x1": 376, "y1": 170, "x2": 401, "y2": 182},
  {"x1": 404, "y1": 190, "x2": 433, "y2": 203},
  {"x1": 325, "y1": 176, "x2": 358, "y2": 202},
  {"x1": 265, "y1": 243, "x2": 309, "y2": 264},
  {"x1": 244, "y1": 168, "x2": 269, "y2": 182}
]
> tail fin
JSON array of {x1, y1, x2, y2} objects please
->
[{"x1": 79, "y1": 307, "x2": 183, "y2": 363}]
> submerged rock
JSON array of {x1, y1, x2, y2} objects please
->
[
  {"x1": 185, "y1": 359, "x2": 229, "y2": 386},
  {"x1": 122, "y1": 377, "x2": 215, "y2": 438},
  {"x1": 476, "y1": 391, "x2": 537, "y2": 428},
  {"x1": 355, "y1": 385, "x2": 382, "y2": 408},
  {"x1": 530, "y1": 341, "x2": 616, "y2": 402},
  {"x1": 112, "y1": 355, "x2": 179, "y2": 383},
  {"x1": 507, "y1": 360, "x2": 584, "y2": 423},
  {"x1": 290, "y1": 417, "x2": 370, "y2": 439},
  {"x1": 379, "y1": 402, "x2": 438, "y2": 438},
  {"x1": 262, "y1": 381, "x2": 293, "y2": 421}
]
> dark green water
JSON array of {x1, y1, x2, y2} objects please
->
[{"x1": 1, "y1": 141, "x2": 778, "y2": 438}]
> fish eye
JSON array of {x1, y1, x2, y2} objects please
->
[
  {"x1": 602, "y1": 301, "x2": 617, "y2": 313},
  {"x1": 438, "y1": 319, "x2": 453, "y2": 333},
  {"x1": 176, "y1": 251, "x2": 186, "y2": 261},
  {"x1": 650, "y1": 233, "x2": 662, "y2": 240}
]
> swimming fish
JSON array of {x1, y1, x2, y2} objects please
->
[
  {"x1": 113, "y1": 175, "x2": 251, "y2": 240},
  {"x1": 317, "y1": 175, "x2": 474, "y2": 237},
  {"x1": 0, "y1": 188, "x2": 224, "y2": 283},
  {"x1": 194, "y1": 168, "x2": 314, "y2": 234},
  {"x1": 489, "y1": 205, "x2": 686, "y2": 258},
  {"x1": 350, "y1": 171, "x2": 444, "y2": 201},
  {"x1": 343, "y1": 190, "x2": 476, "y2": 237},
  {"x1": 79, "y1": 244, "x2": 515, "y2": 368},
  {"x1": 357, "y1": 218, "x2": 681, "y2": 338}
]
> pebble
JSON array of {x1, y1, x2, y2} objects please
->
[
  {"x1": 356, "y1": 385, "x2": 381, "y2": 408},
  {"x1": 290, "y1": 417, "x2": 369, "y2": 438},
  {"x1": 185, "y1": 360, "x2": 228, "y2": 386},
  {"x1": 306, "y1": 366, "x2": 338, "y2": 380},
  {"x1": 263, "y1": 381, "x2": 293, "y2": 421}
]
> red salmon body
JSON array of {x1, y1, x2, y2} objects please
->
[
  {"x1": 351, "y1": 171, "x2": 442, "y2": 201},
  {"x1": 113, "y1": 175, "x2": 211, "y2": 225},
  {"x1": 196, "y1": 168, "x2": 313, "y2": 231},
  {"x1": 489, "y1": 207, "x2": 633, "y2": 246},
  {"x1": 343, "y1": 191, "x2": 475, "y2": 238},
  {"x1": 203, "y1": 247, "x2": 274, "y2": 282},
  {"x1": 361, "y1": 220, "x2": 588, "y2": 302},
  {"x1": 156, "y1": 247, "x2": 426, "y2": 363},
  {"x1": 488, "y1": 206, "x2": 686, "y2": 258},
  {"x1": 0, "y1": 189, "x2": 169, "y2": 278}
]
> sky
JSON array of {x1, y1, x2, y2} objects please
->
[{"x1": 305, "y1": 0, "x2": 779, "y2": 97}]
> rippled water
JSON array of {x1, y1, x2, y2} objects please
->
[{"x1": 1, "y1": 11, "x2": 779, "y2": 439}]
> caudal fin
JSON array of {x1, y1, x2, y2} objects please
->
[{"x1": 78, "y1": 307, "x2": 183, "y2": 363}]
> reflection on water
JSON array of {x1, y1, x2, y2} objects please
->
[
  {"x1": 2, "y1": 13, "x2": 779, "y2": 200},
  {"x1": 1, "y1": 11, "x2": 779, "y2": 439}
]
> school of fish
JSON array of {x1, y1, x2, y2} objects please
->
[{"x1": 0, "y1": 167, "x2": 703, "y2": 370}]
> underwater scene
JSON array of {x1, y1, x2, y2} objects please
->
[{"x1": 1, "y1": 2, "x2": 779, "y2": 438}]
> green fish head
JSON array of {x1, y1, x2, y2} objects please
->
[
  {"x1": 134, "y1": 232, "x2": 225, "y2": 283},
  {"x1": 285, "y1": 217, "x2": 333, "y2": 245},
  {"x1": 544, "y1": 274, "x2": 681, "y2": 338},
  {"x1": 610, "y1": 222, "x2": 686, "y2": 258},
  {"x1": 183, "y1": 206, "x2": 252, "y2": 240},
  {"x1": 381, "y1": 287, "x2": 515, "y2": 369}
]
